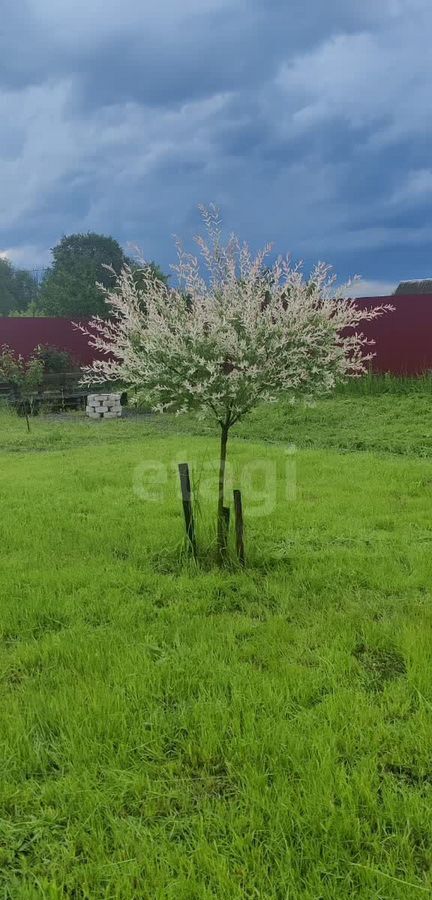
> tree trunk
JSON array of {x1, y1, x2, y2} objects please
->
[{"x1": 217, "y1": 422, "x2": 229, "y2": 561}]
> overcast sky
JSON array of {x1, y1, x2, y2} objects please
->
[{"x1": 1, "y1": 0, "x2": 431, "y2": 294}]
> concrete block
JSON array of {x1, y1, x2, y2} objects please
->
[{"x1": 86, "y1": 392, "x2": 123, "y2": 419}]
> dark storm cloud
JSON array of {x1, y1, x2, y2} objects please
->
[
  {"x1": 3, "y1": 0, "x2": 412, "y2": 116},
  {"x1": 1, "y1": 0, "x2": 432, "y2": 290}
]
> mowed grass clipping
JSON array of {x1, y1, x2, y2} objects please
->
[{"x1": 1, "y1": 399, "x2": 432, "y2": 898}]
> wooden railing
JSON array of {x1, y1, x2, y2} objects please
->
[{"x1": 0, "y1": 372, "x2": 87, "y2": 410}]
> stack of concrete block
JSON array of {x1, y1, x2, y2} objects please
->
[{"x1": 86, "y1": 393, "x2": 122, "y2": 420}]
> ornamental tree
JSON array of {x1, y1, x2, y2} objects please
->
[{"x1": 79, "y1": 207, "x2": 392, "y2": 559}]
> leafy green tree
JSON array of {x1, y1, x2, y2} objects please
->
[
  {"x1": 39, "y1": 233, "x2": 129, "y2": 317},
  {"x1": 0, "y1": 259, "x2": 16, "y2": 315},
  {"x1": 12, "y1": 269, "x2": 40, "y2": 311},
  {"x1": 0, "y1": 259, "x2": 39, "y2": 316},
  {"x1": 0, "y1": 345, "x2": 44, "y2": 432}
]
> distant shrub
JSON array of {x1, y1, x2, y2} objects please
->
[
  {"x1": 0, "y1": 345, "x2": 44, "y2": 430},
  {"x1": 35, "y1": 345, "x2": 79, "y2": 374}
]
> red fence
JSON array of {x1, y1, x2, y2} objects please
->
[
  {"x1": 0, "y1": 317, "x2": 101, "y2": 366},
  {"x1": 1, "y1": 294, "x2": 432, "y2": 375},
  {"x1": 355, "y1": 294, "x2": 432, "y2": 375}
]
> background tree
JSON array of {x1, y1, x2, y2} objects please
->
[
  {"x1": 39, "y1": 233, "x2": 129, "y2": 317},
  {"x1": 8, "y1": 300, "x2": 42, "y2": 317},
  {"x1": 79, "y1": 206, "x2": 392, "y2": 561},
  {"x1": 0, "y1": 258, "x2": 40, "y2": 316},
  {"x1": 0, "y1": 259, "x2": 15, "y2": 315}
]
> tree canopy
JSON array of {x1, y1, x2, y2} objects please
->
[
  {"x1": 39, "y1": 233, "x2": 129, "y2": 317},
  {"x1": 0, "y1": 258, "x2": 39, "y2": 316}
]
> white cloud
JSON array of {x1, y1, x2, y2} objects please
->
[{"x1": 0, "y1": 245, "x2": 51, "y2": 268}]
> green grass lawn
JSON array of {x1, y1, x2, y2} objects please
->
[{"x1": 1, "y1": 393, "x2": 432, "y2": 898}]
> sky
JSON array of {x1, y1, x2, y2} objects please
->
[{"x1": 1, "y1": 0, "x2": 431, "y2": 295}]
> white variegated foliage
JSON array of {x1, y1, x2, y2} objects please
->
[{"x1": 79, "y1": 206, "x2": 392, "y2": 428}]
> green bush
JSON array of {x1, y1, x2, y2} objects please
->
[{"x1": 35, "y1": 344, "x2": 79, "y2": 374}]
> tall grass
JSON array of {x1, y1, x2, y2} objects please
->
[{"x1": 336, "y1": 371, "x2": 432, "y2": 395}]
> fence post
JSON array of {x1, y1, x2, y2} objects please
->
[
  {"x1": 233, "y1": 489, "x2": 245, "y2": 565},
  {"x1": 222, "y1": 505, "x2": 230, "y2": 548},
  {"x1": 178, "y1": 463, "x2": 197, "y2": 557}
]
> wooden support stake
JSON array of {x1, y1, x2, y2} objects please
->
[
  {"x1": 222, "y1": 505, "x2": 230, "y2": 547},
  {"x1": 178, "y1": 463, "x2": 197, "y2": 557},
  {"x1": 233, "y1": 489, "x2": 245, "y2": 565}
]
